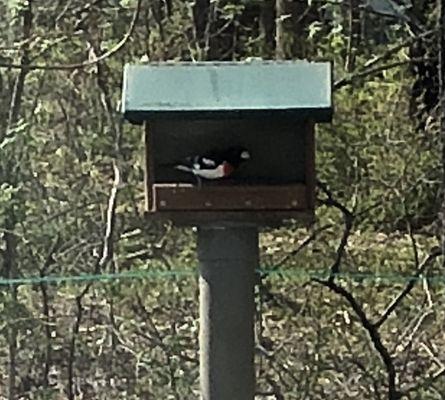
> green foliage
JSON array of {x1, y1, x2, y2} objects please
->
[{"x1": 0, "y1": 1, "x2": 443, "y2": 399}]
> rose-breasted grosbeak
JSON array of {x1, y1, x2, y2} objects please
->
[{"x1": 174, "y1": 146, "x2": 250, "y2": 184}]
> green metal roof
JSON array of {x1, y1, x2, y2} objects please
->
[{"x1": 121, "y1": 61, "x2": 332, "y2": 123}]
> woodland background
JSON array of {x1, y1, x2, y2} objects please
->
[{"x1": 1, "y1": 0, "x2": 444, "y2": 399}]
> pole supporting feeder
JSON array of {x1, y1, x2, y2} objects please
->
[
  {"x1": 121, "y1": 61, "x2": 333, "y2": 399},
  {"x1": 198, "y1": 225, "x2": 258, "y2": 400}
]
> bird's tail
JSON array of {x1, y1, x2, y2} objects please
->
[
  {"x1": 158, "y1": 161, "x2": 190, "y2": 169},
  {"x1": 174, "y1": 165, "x2": 194, "y2": 173}
]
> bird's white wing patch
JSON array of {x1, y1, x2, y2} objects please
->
[{"x1": 201, "y1": 157, "x2": 216, "y2": 167}]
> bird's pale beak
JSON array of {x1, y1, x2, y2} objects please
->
[{"x1": 241, "y1": 150, "x2": 250, "y2": 160}]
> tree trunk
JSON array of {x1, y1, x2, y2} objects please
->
[
  {"x1": 193, "y1": 0, "x2": 211, "y2": 60},
  {"x1": 289, "y1": 0, "x2": 316, "y2": 59},
  {"x1": 345, "y1": 0, "x2": 361, "y2": 71},
  {"x1": 275, "y1": 0, "x2": 286, "y2": 59},
  {"x1": 440, "y1": 0, "x2": 445, "y2": 258},
  {"x1": 260, "y1": 0, "x2": 275, "y2": 57},
  {"x1": 3, "y1": 2, "x2": 33, "y2": 399}
]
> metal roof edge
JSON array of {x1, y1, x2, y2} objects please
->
[{"x1": 121, "y1": 60, "x2": 333, "y2": 122}]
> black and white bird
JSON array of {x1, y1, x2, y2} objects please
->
[{"x1": 174, "y1": 146, "x2": 250, "y2": 184}]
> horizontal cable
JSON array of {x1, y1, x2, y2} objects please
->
[{"x1": 0, "y1": 269, "x2": 443, "y2": 286}]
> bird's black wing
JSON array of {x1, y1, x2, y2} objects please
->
[
  {"x1": 199, "y1": 150, "x2": 226, "y2": 166},
  {"x1": 175, "y1": 147, "x2": 242, "y2": 171}
]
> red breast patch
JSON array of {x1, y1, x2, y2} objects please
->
[{"x1": 222, "y1": 162, "x2": 234, "y2": 177}]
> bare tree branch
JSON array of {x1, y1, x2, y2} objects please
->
[
  {"x1": 2, "y1": 3, "x2": 34, "y2": 399},
  {"x1": 407, "y1": 220, "x2": 420, "y2": 270},
  {"x1": 0, "y1": 0, "x2": 142, "y2": 71},
  {"x1": 317, "y1": 180, "x2": 355, "y2": 281},
  {"x1": 374, "y1": 248, "x2": 441, "y2": 329},
  {"x1": 275, "y1": 223, "x2": 333, "y2": 268},
  {"x1": 99, "y1": 163, "x2": 121, "y2": 268},
  {"x1": 402, "y1": 367, "x2": 445, "y2": 395},
  {"x1": 363, "y1": 29, "x2": 436, "y2": 70},
  {"x1": 67, "y1": 163, "x2": 121, "y2": 399},
  {"x1": 312, "y1": 180, "x2": 403, "y2": 398},
  {"x1": 313, "y1": 278, "x2": 401, "y2": 400},
  {"x1": 335, "y1": 57, "x2": 437, "y2": 90}
]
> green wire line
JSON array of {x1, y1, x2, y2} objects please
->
[{"x1": 0, "y1": 269, "x2": 443, "y2": 286}]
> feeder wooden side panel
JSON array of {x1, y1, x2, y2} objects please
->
[
  {"x1": 144, "y1": 122, "x2": 155, "y2": 211},
  {"x1": 305, "y1": 120, "x2": 315, "y2": 210},
  {"x1": 152, "y1": 184, "x2": 307, "y2": 211}
]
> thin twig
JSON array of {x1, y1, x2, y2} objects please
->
[
  {"x1": 67, "y1": 163, "x2": 121, "y2": 399},
  {"x1": 402, "y1": 367, "x2": 445, "y2": 395},
  {"x1": 275, "y1": 223, "x2": 333, "y2": 268},
  {"x1": 374, "y1": 249, "x2": 442, "y2": 329},
  {"x1": 334, "y1": 57, "x2": 437, "y2": 90},
  {"x1": 99, "y1": 163, "x2": 121, "y2": 268},
  {"x1": 420, "y1": 342, "x2": 444, "y2": 370},
  {"x1": 0, "y1": 0, "x2": 142, "y2": 71},
  {"x1": 407, "y1": 220, "x2": 420, "y2": 270},
  {"x1": 363, "y1": 29, "x2": 435, "y2": 69}
]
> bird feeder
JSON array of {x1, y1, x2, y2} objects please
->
[{"x1": 121, "y1": 61, "x2": 332, "y2": 225}]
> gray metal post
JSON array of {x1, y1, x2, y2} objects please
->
[{"x1": 198, "y1": 225, "x2": 258, "y2": 400}]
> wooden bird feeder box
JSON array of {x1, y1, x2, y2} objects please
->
[{"x1": 121, "y1": 61, "x2": 332, "y2": 225}]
